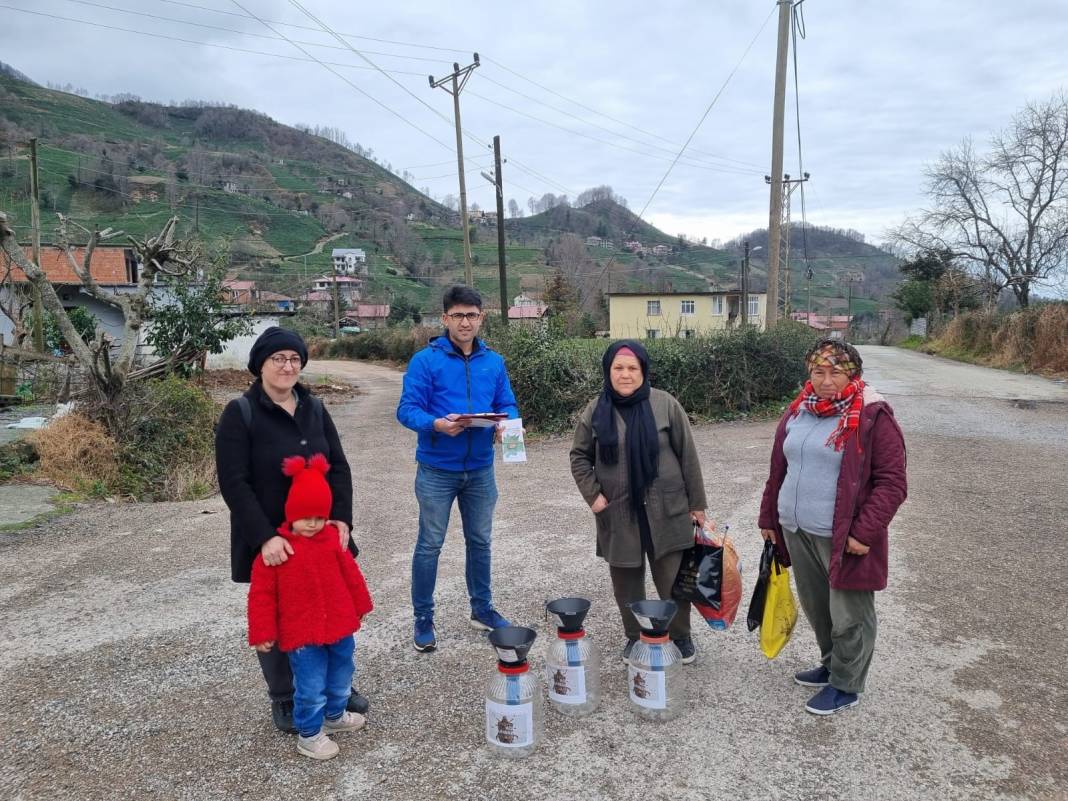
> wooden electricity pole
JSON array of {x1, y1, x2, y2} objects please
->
[
  {"x1": 430, "y1": 55, "x2": 480, "y2": 286},
  {"x1": 765, "y1": 0, "x2": 794, "y2": 327},
  {"x1": 28, "y1": 138, "x2": 44, "y2": 351}
]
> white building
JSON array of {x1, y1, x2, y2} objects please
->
[{"x1": 331, "y1": 248, "x2": 368, "y2": 276}]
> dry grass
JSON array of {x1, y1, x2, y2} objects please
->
[
  {"x1": 31, "y1": 413, "x2": 119, "y2": 492},
  {"x1": 930, "y1": 304, "x2": 1068, "y2": 376}
]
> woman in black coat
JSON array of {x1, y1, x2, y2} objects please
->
[{"x1": 215, "y1": 327, "x2": 366, "y2": 732}]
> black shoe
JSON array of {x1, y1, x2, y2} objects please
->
[
  {"x1": 673, "y1": 637, "x2": 697, "y2": 664},
  {"x1": 271, "y1": 699, "x2": 296, "y2": 734},
  {"x1": 622, "y1": 638, "x2": 638, "y2": 665},
  {"x1": 347, "y1": 690, "x2": 369, "y2": 715}
]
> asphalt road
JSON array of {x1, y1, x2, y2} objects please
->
[{"x1": 0, "y1": 347, "x2": 1065, "y2": 801}]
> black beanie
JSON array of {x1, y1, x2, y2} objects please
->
[{"x1": 247, "y1": 327, "x2": 308, "y2": 377}]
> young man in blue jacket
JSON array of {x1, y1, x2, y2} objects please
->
[{"x1": 396, "y1": 285, "x2": 520, "y2": 651}]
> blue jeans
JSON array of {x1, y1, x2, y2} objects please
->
[
  {"x1": 287, "y1": 635, "x2": 355, "y2": 737},
  {"x1": 412, "y1": 463, "x2": 498, "y2": 619}
]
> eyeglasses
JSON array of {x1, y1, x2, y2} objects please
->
[
  {"x1": 269, "y1": 355, "x2": 302, "y2": 368},
  {"x1": 446, "y1": 312, "x2": 482, "y2": 322}
]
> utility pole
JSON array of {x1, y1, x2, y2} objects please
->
[
  {"x1": 766, "y1": 171, "x2": 809, "y2": 319},
  {"x1": 765, "y1": 0, "x2": 794, "y2": 327},
  {"x1": 481, "y1": 136, "x2": 509, "y2": 324},
  {"x1": 331, "y1": 258, "x2": 341, "y2": 339},
  {"x1": 430, "y1": 54, "x2": 480, "y2": 286},
  {"x1": 28, "y1": 138, "x2": 44, "y2": 351},
  {"x1": 741, "y1": 241, "x2": 751, "y2": 328}
]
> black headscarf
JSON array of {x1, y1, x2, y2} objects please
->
[{"x1": 591, "y1": 340, "x2": 659, "y2": 513}]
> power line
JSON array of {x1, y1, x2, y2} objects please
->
[
  {"x1": 0, "y1": 5, "x2": 429, "y2": 77},
  {"x1": 477, "y1": 70, "x2": 762, "y2": 172},
  {"x1": 465, "y1": 88, "x2": 761, "y2": 176},
  {"x1": 791, "y1": 0, "x2": 811, "y2": 267},
  {"x1": 153, "y1": 0, "x2": 472, "y2": 54},
  {"x1": 638, "y1": 5, "x2": 777, "y2": 220},
  {"x1": 482, "y1": 56, "x2": 763, "y2": 171},
  {"x1": 57, "y1": 0, "x2": 458, "y2": 64}
]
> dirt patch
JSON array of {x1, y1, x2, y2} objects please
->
[{"x1": 200, "y1": 369, "x2": 360, "y2": 403}]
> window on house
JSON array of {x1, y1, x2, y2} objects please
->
[
  {"x1": 712, "y1": 296, "x2": 724, "y2": 315},
  {"x1": 646, "y1": 329, "x2": 660, "y2": 339},
  {"x1": 680, "y1": 300, "x2": 695, "y2": 315},
  {"x1": 682, "y1": 329, "x2": 695, "y2": 339},
  {"x1": 647, "y1": 300, "x2": 661, "y2": 316},
  {"x1": 748, "y1": 297, "x2": 760, "y2": 317}
]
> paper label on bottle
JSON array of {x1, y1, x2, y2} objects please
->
[
  {"x1": 546, "y1": 664, "x2": 587, "y2": 705},
  {"x1": 628, "y1": 665, "x2": 667, "y2": 710},
  {"x1": 495, "y1": 647, "x2": 518, "y2": 663},
  {"x1": 500, "y1": 418, "x2": 527, "y2": 463},
  {"x1": 485, "y1": 699, "x2": 533, "y2": 747}
]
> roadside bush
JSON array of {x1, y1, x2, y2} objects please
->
[
  {"x1": 490, "y1": 323, "x2": 816, "y2": 431},
  {"x1": 0, "y1": 439, "x2": 39, "y2": 482},
  {"x1": 926, "y1": 303, "x2": 1068, "y2": 374},
  {"x1": 32, "y1": 413, "x2": 120, "y2": 493},
  {"x1": 318, "y1": 326, "x2": 435, "y2": 363},
  {"x1": 111, "y1": 375, "x2": 217, "y2": 501}
]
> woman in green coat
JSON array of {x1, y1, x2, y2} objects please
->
[{"x1": 570, "y1": 340, "x2": 707, "y2": 664}]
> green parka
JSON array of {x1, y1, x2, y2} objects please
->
[{"x1": 570, "y1": 388, "x2": 707, "y2": 568}]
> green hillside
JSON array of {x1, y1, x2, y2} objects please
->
[{"x1": 0, "y1": 70, "x2": 899, "y2": 316}]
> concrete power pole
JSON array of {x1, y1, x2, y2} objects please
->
[
  {"x1": 765, "y1": 0, "x2": 794, "y2": 327},
  {"x1": 28, "y1": 138, "x2": 44, "y2": 351},
  {"x1": 331, "y1": 257, "x2": 341, "y2": 339},
  {"x1": 766, "y1": 171, "x2": 809, "y2": 319},
  {"x1": 481, "y1": 136, "x2": 508, "y2": 325},
  {"x1": 430, "y1": 55, "x2": 480, "y2": 286}
]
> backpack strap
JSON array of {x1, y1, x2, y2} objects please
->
[{"x1": 237, "y1": 395, "x2": 252, "y2": 429}]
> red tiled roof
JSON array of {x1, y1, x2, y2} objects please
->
[
  {"x1": 223, "y1": 279, "x2": 257, "y2": 291},
  {"x1": 12, "y1": 245, "x2": 133, "y2": 285},
  {"x1": 258, "y1": 291, "x2": 293, "y2": 302}
]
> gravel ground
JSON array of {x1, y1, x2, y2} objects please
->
[{"x1": 1, "y1": 347, "x2": 1065, "y2": 801}]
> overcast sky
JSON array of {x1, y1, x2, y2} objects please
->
[{"x1": 3, "y1": 0, "x2": 1067, "y2": 246}]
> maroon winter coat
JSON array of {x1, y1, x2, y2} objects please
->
[
  {"x1": 758, "y1": 387, "x2": 907, "y2": 591},
  {"x1": 247, "y1": 522, "x2": 373, "y2": 652}
]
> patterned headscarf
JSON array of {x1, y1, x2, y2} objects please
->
[{"x1": 788, "y1": 340, "x2": 865, "y2": 452}]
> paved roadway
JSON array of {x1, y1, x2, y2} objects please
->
[{"x1": 0, "y1": 347, "x2": 1065, "y2": 801}]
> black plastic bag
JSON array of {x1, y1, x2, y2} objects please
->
[
  {"x1": 672, "y1": 526, "x2": 724, "y2": 607},
  {"x1": 746, "y1": 539, "x2": 776, "y2": 632}
]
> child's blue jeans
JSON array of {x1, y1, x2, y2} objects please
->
[{"x1": 287, "y1": 635, "x2": 356, "y2": 737}]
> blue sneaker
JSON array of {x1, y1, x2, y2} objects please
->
[
  {"x1": 805, "y1": 685, "x2": 859, "y2": 716},
  {"x1": 413, "y1": 616, "x2": 437, "y2": 652},
  {"x1": 469, "y1": 607, "x2": 510, "y2": 631},
  {"x1": 794, "y1": 665, "x2": 831, "y2": 687}
]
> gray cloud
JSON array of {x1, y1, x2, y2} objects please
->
[{"x1": 2, "y1": 0, "x2": 1065, "y2": 244}]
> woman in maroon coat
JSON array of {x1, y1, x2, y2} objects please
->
[{"x1": 758, "y1": 339, "x2": 906, "y2": 715}]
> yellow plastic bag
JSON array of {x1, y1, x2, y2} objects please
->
[{"x1": 759, "y1": 555, "x2": 797, "y2": 659}]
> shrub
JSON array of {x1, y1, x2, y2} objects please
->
[
  {"x1": 489, "y1": 323, "x2": 816, "y2": 432},
  {"x1": 32, "y1": 413, "x2": 120, "y2": 493},
  {"x1": 927, "y1": 303, "x2": 1068, "y2": 374},
  {"x1": 0, "y1": 439, "x2": 39, "y2": 481},
  {"x1": 318, "y1": 326, "x2": 435, "y2": 363},
  {"x1": 111, "y1": 375, "x2": 217, "y2": 500}
]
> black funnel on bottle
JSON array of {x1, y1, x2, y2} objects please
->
[
  {"x1": 488, "y1": 626, "x2": 537, "y2": 665},
  {"x1": 628, "y1": 599, "x2": 678, "y2": 637},
  {"x1": 546, "y1": 597, "x2": 591, "y2": 633}
]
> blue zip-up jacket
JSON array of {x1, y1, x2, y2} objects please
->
[{"x1": 396, "y1": 335, "x2": 519, "y2": 471}]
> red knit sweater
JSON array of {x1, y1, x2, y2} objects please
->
[{"x1": 247, "y1": 523, "x2": 373, "y2": 652}]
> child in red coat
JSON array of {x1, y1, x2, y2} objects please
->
[{"x1": 248, "y1": 454, "x2": 373, "y2": 761}]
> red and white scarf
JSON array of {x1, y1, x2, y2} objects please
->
[{"x1": 788, "y1": 377, "x2": 865, "y2": 452}]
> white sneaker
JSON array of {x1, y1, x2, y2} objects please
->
[
  {"x1": 296, "y1": 731, "x2": 339, "y2": 760},
  {"x1": 323, "y1": 711, "x2": 366, "y2": 733}
]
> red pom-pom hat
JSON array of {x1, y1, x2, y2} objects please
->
[{"x1": 282, "y1": 453, "x2": 332, "y2": 522}]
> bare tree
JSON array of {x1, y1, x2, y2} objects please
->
[
  {"x1": 892, "y1": 93, "x2": 1068, "y2": 307},
  {"x1": 0, "y1": 212, "x2": 197, "y2": 424},
  {"x1": 508, "y1": 198, "x2": 521, "y2": 218}
]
